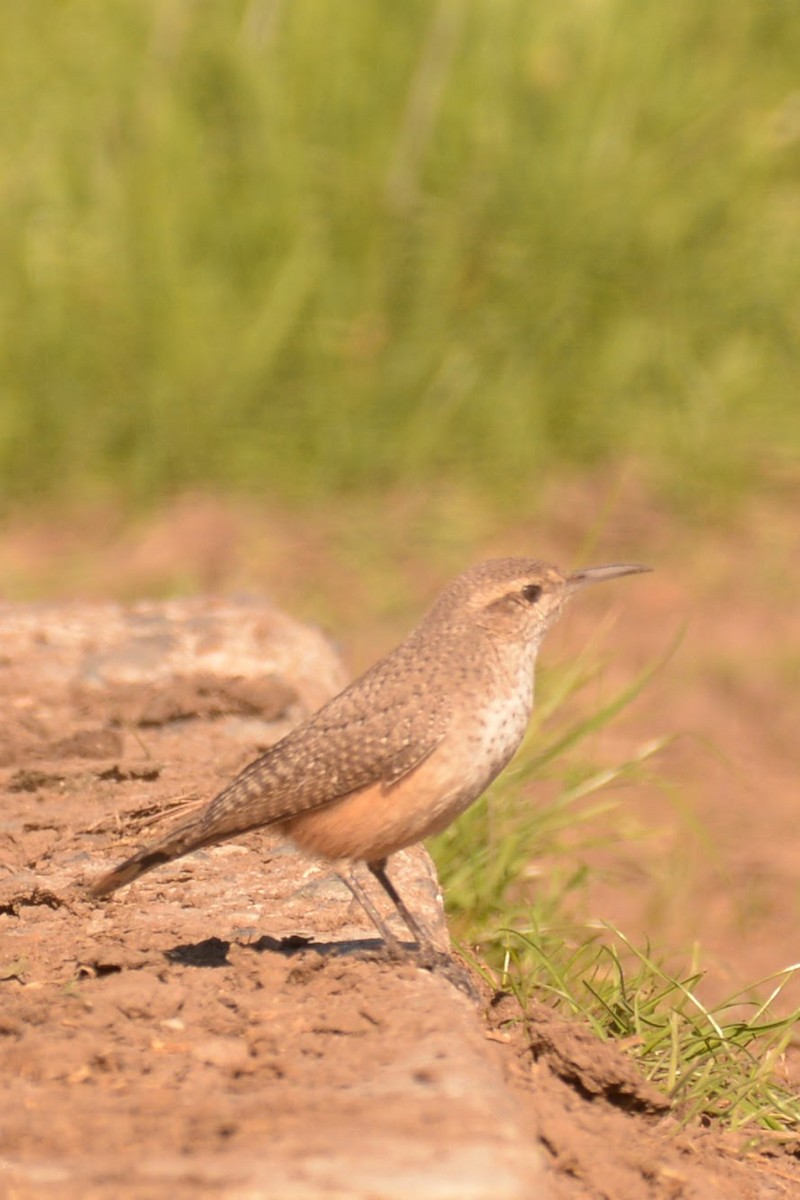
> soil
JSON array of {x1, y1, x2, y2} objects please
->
[
  {"x1": 1, "y1": 488, "x2": 800, "y2": 1198},
  {"x1": 489, "y1": 997, "x2": 800, "y2": 1200}
]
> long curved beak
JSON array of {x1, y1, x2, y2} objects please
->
[{"x1": 566, "y1": 563, "x2": 651, "y2": 591}]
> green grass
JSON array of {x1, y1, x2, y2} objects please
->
[
  {"x1": 429, "y1": 650, "x2": 800, "y2": 1146},
  {"x1": 498, "y1": 929, "x2": 800, "y2": 1145},
  {"x1": 0, "y1": 1, "x2": 799, "y2": 511}
]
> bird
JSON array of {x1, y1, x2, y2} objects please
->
[{"x1": 88, "y1": 557, "x2": 648, "y2": 957}]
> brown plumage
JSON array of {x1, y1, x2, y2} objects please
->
[{"x1": 89, "y1": 557, "x2": 648, "y2": 949}]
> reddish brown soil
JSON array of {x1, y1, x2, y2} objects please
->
[{"x1": 1, "y1": 487, "x2": 800, "y2": 1197}]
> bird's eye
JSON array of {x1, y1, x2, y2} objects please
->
[{"x1": 521, "y1": 583, "x2": 542, "y2": 604}]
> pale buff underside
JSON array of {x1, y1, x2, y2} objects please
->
[{"x1": 282, "y1": 749, "x2": 484, "y2": 862}]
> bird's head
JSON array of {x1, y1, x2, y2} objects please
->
[{"x1": 432, "y1": 557, "x2": 650, "y2": 650}]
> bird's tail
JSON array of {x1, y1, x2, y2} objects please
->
[
  {"x1": 88, "y1": 815, "x2": 223, "y2": 898},
  {"x1": 89, "y1": 755, "x2": 290, "y2": 899}
]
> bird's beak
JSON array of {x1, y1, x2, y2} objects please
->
[{"x1": 566, "y1": 563, "x2": 651, "y2": 592}]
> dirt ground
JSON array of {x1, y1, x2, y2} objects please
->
[{"x1": 1, "y1": 485, "x2": 800, "y2": 1197}]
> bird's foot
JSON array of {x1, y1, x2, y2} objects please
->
[
  {"x1": 410, "y1": 944, "x2": 482, "y2": 1004},
  {"x1": 357, "y1": 936, "x2": 481, "y2": 1002}
]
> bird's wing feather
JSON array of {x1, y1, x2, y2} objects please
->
[{"x1": 197, "y1": 647, "x2": 451, "y2": 839}]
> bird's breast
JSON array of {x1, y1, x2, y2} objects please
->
[{"x1": 456, "y1": 683, "x2": 534, "y2": 794}]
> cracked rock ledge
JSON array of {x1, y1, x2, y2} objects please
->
[{"x1": 0, "y1": 598, "x2": 548, "y2": 1200}]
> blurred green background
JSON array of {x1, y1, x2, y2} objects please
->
[{"x1": 1, "y1": 0, "x2": 798, "y2": 513}]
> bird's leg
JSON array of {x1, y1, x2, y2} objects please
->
[
  {"x1": 366, "y1": 858, "x2": 439, "y2": 957},
  {"x1": 342, "y1": 859, "x2": 479, "y2": 1001},
  {"x1": 337, "y1": 858, "x2": 436, "y2": 956},
  {"x1": 337, "y1": 863, "x2": 406, "y2": 955},
  {"x1": 369, "y1": 859, "x2": 481, "y2": 1001}
]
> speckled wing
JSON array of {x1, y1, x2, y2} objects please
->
[{"x1": 196, "y1": 646, "x2": 451, "y2": 840}]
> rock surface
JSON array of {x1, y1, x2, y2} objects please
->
[{"x1": 0, "y1": 597, "x2": 548, "y2": 1199}]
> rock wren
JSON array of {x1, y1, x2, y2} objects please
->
[{"x1": 89, "y1": 558, "x2": 648, "y2": 955}]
